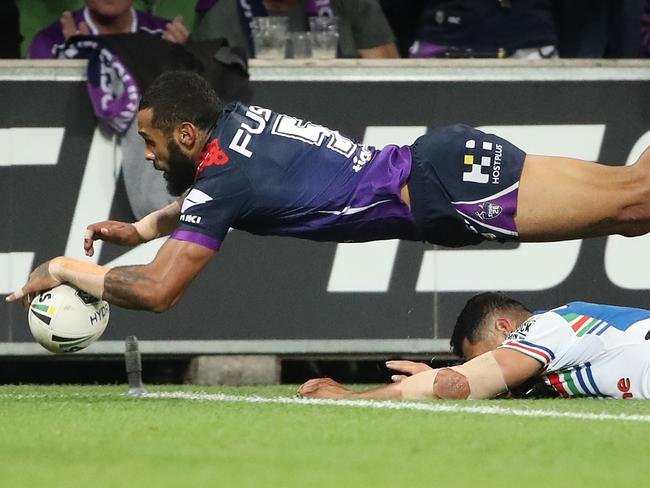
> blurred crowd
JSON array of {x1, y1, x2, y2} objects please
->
[{"x1": 1, "y1": 0, "x2": 650, "y2": 60}]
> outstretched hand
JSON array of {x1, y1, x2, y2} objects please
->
[
  {"x1": 162, "y1": 16, "x2": 189, "y2": 44},
  {"x1": 297, "y1": 377, "x2": 355, "y2": 399},
  {"x1": 84, "y1": 221, "x2": 144, "y2": 257},
  {"x1": 5, "y1": 259, "x2": 63, "y2": 307},
  {"x1": 385, "y1": 360, "x2": 433, "y2": 383}
]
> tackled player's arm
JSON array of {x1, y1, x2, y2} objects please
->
[{"x1": 298, "y1": 350, "x2": 543, "y2": 401}]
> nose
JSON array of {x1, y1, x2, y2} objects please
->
[{"x1": 144, "y1": 148, "x2": 155, "y2": 162}]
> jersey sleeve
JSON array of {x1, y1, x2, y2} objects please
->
[
  {"x1": 28, "y1": 29, "x2": 57, "y2": 59},
  {"x1": 171, "y1": 166, "x2": 252, "y2": 251},
  {"x1": 498, "y1": 312, "x2": 573, "y2": 369}
]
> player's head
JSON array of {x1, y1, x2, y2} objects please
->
[
  {"x1": 138, "y1": 71, "x2": 223, "y2": 196},
  {"x1": 450, "y1": 292, "x2": 531, "y2": 360}
]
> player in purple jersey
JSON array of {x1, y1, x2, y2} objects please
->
[
  {"x1": 28, "y1": 0, "x2": 188, "y2": 59},
  {"x1": 7, "y1": 71, "x2": 650, "y2": 314},
  {"x1": 299, "y1": 293, "x2": 650, "y2": 400}
]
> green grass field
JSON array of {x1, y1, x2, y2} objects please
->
[{"x1": 2, "y1": 385, "x2": 650, "y2": 487}]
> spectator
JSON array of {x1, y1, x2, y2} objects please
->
[
  {"x1": 641, "y1": 0, "x2": 650, "y2": 58},
  {"x1": 554, "y1": 0, "x2": 643, "y2": 58},
  {"x1": 409, "y1": 0, "x2": 558, "y2": 59},
  {"x1": 28, "y1": 0, "x2": 190, "y2": 59},
  {"x1": 0, "y1": 0, "x2": 22, "y2": 58},
  {"x1": 192, "y1": 0, "x2": 399, "y2": 58},
  {"x1": 380, "y1": 0, "x2": 426, "y2": 57}
]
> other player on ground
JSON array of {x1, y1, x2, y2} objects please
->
[{"x1": 298, "y1": 293, "x2": 650, "y2": 400}]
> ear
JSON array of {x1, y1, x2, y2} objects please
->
[
  {"x1": 494, "y1": 318, "x2": 515, "y2": 338},
  {"x1": 176, "y1": 122, "x2": 198, "y2": 149}
]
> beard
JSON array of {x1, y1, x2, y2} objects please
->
[{"x1": 164, "y1": 139, "x2": 197, "y2": 196}]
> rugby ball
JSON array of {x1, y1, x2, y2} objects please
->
[{"x1": 28, "y1": 284, "x2": 110, "y2": 353}]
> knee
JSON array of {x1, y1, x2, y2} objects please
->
[{"x1": 433, "y1": 368, "x2": 470, "y2": 400}]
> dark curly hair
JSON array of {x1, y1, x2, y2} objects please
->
[
  {"x1": 139, "y1": 70, "x2": 223, "y2": 135},
  {"x1": 450, "y1": 292, "x2": 530, "y2": 358}
]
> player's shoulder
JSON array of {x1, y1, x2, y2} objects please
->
[
  {"x1": 505, "y1": 314, "x2": 541, "y2": 343},
  {"x1": 214, "y1": 101, "x2": 259, "y2": 132},
  {"x1": 505, "y1": 308, "x2": 567, "y2": 343}
]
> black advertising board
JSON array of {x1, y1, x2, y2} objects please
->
[{"x1": 1, "y1": 61, "x2": 649, "y2": 354}]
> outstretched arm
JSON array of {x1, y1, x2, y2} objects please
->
[
  {"x1": 102, "y1": 238, "x2": 214, "y2": 311},
  {"x1": 84, "y1": 199, "x2": 182, "y2": 257},
  {"x1": 298, "y1": 350, "x2": 543, "y2": 401},
  {"x1": 6, "y1": 238, "x2": 214, "y2": 312}
]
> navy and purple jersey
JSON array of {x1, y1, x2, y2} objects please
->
[
  {"x1": 171, "y1": 102, "x2": 418, "y2": 250},
  {"x1": 28, "y1": 7, "x2": 170, "y2": 59}
]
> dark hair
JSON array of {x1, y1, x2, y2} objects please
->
[
  {"x1": 450, "y1": 292, "x2": 530, "y2": 357},
  {"x1": 139, "y1": 70, "x2": 223, "y2": 134}
]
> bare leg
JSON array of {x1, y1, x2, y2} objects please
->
[{"x1": 516, "y1": 148, "x2": 650, "y2": 241}]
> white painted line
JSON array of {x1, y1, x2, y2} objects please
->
[
  {"x1": 144, "y1": 391, "x2": 650, "y2": 423},
  {"x1": 64, "y1": 127, "x2": 121, "y2": 260},
  {"x1": 0, "y1": 252, "x2": 35, "y2": 295},
  {"x1": 0, "y1": 127, "x2": 65, "y2": 166},
  {"x1": 3, "y1": 390, "x2": 648, "y2": 423}
]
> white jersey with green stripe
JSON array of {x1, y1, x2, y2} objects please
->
[{"x1": 498, "y1": 302, "x2": 650, "y2": 399}]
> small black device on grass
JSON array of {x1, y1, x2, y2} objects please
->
[{"x1": 124, "y1": 335, "x2": 147, "y2": 396}]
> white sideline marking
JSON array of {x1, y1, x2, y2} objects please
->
[
  {"x1": 3, "y1": 391, "x2": 650, "y2": 423},
  {"x1": 144, "y1": 392, "x2": 650, "y2": 423}
]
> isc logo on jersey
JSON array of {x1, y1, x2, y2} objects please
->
[{"x1": 462, "y1": 139, "x2": 503, "y2": 184}]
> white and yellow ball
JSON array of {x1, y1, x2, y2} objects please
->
[{"x1": 28, "y1": 284, "x2": 109, "y2": 353}]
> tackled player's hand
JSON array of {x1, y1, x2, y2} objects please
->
[
  {"x1": 297, "y1": 378, "x2": 355, "y2": 399},
  {"x1": 385, "y1": 360, "x2": 433, "y2": 382}
]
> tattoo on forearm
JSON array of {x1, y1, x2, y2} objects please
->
[{"x1": 104, "y1": 266, "x2": 156, "y2": 310}]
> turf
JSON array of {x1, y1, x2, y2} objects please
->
[{"x1": 1, "y1": 385, "x2": 650, "y2": 487}]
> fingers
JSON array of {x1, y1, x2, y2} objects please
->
[
  {"x1": 297, "y1": 378, "x2": 325, "y2": 395},
  {"x1": 84, "y1": 224, "x2": 114, "y2": 256},
  {"x1": 84, "y1": 228, "x2": 95, "y2": 256},
  {"x1": 78, "y1": 21, "x2": 91, "y2": 36},
  {"x1": 297, "y1": 377, "x2": 335, "y2": 396},
  {"x1": 163, "y1": 16, "x2": 189, "y2": 44},
  {"x1": 60, "y1": 11, "x2": 77, "y2": 40},
  {"x1": 23, "y1": 292, "x2": 32, "y2": 305},
  {"x1": 6, "y1": 287, "x2": 35, "y2": 311},
  {"x1": 5, "y1": 287, "x2": 24, "y2": 303},
  {"x1": 386, "y1": 360, "x2": 432, "y2": 376},
  {"x1": 21, "y1": 292, "x2": 35, "y2": 310},
  {"x1": 391, "y1": 374, "x2": 408, "y2": 383}
]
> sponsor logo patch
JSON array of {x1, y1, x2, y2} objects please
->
[
  {"x1": 180, "y1": 214, "x2": 202, "y2": 224},
  {"x1": 462, "y1": 139, "x2": 503, "y2": 185},
  {"x1": 617, "y1": 377, "x2": 634, "y2": 399}
]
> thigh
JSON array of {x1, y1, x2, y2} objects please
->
[{"x1": 516, "y1": 155, "x2": 642, "y2": 240}]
